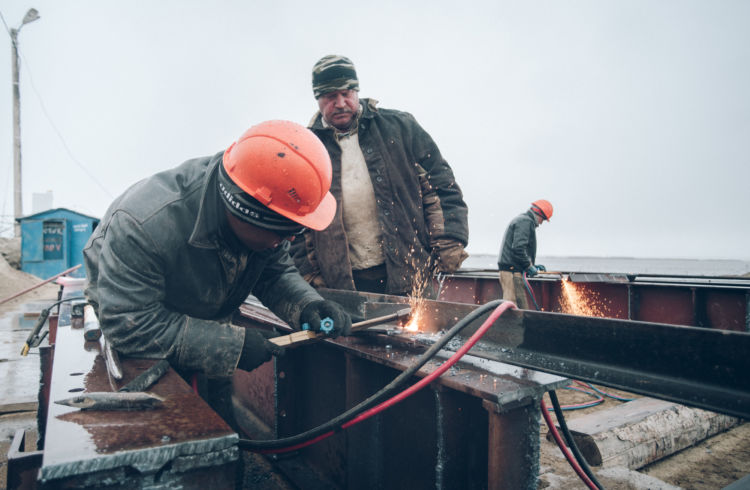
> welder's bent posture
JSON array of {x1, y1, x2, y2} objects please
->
[
  {"x1": 291, "y1": 55, "x2": 469, "y2": 296},
  {"x1": 497, "y1": 200, "x2": 553, "y2": 309},
  {"x1": 83, "y1": 120, "x2": 351, "y2": 419}
]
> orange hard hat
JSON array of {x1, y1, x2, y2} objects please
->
[
  {"x1": 531, "y1": 199, "x2": 553, "y2": 221},
  {"x1": 222, "y1": 120, "x2": 336, "y2": 231}
]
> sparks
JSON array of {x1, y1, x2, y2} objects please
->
[
  {"x1": 404, "y1": 308, "x2": 420, "y2": 332},
  {"x1": 560, "y1": 279, "x2": 607, "y2": 317}
]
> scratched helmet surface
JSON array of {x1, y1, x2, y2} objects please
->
[{"x1": 222, "y1": 120, "x2": 336, "y2": 231}]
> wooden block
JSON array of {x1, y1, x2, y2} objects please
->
[
  {"x1": 269, "y1": 330, "x2": 319, "y2": 347},
  {"x1": 554, "y1": 397, "x2": 740, "y2": 469}
]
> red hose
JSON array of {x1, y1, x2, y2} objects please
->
[
  {"x1": 260, "y1": 301, "x2": 516, "y2": 454},
  {"x1": 541, "y1": 397, "x2": 598, "y2": 489},
  {"x1": 342, "y1": 301, "x2": 516, "y2": 428}
]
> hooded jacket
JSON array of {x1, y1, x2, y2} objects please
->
[
  {"x1": 498, "y1": 210, "x2": 538, "y2": 271},
  {"x1": 291, "y1": 98, "x2": 469, "y2": 295},
  {"x1": 83, "y1": 153, "x2": 321, "y2": 376}
]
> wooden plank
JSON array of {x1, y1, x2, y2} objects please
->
[
  {"x1": 269, "y1": 308, "x2": 411, "y2": 349},
  {"x1": 556, "y1": 397, "x2": 740, "y2": 468},
  {"x1": 269, "y1": 330, "x2": 319, "y2": 347}
]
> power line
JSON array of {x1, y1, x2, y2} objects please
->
[
  {"x1": 0, "y1": 10, "x2": 11, "y2": 35},
  {"x1": 0, "y1": 8, "x2": 114, "y2": 205},
  {"x1": 22, "y1": 61, "x2": 114, "y2": 199}
]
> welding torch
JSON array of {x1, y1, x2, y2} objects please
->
[
  {"x1": 269, "y1": 307, "x2": 412, "y2": 348},
  {"x1": 20, "y1": 296, "x2": 85, "y2": 356}
]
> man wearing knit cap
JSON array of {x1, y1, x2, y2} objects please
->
[{"x1": 291, "y1": 55, "x2": 469, "y2": 296}]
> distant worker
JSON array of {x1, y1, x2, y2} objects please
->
[
  {"x1": 83, "y1": 120, "x2": 352, "y2": 423},
  {"x1": 497, "y1": 199, "x2": 553, "y2": 309},
  {"x1": 291, "y1": 54, "x2": 469, "y2": 296}
]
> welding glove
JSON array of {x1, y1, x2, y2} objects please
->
[
  {"x1": 525, "y1": 265, "x2": 539, "y2": 277},
  {"x1": 237, "y1": 329, "x2": 285, "y2": 372},
  {"x1": 432, "y1": 238, "x2": 469, "y2": 274},
  {"x1": 300, "y1": 300, "x2": 352, "y2": 338},
  {"x1": 536, "y1": 264, "x2": 546, "y2": 272}
]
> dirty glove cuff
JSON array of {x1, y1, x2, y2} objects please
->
[
  {"x1": 525, "y1": 264, "x2": 539, "y2": 277},
  {"x1": 237, "y1": 329, "x2": 285, "y2": 372},
  {"x1": 432, "y1": 238, "x2": 469, "y2": 273},
  {"x1": 300, "y1": 300, "x2": 352, "y2": 337}
]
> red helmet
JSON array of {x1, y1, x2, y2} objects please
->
[
  {"x1": 531, "y1": 199, "x2": 553, "y2": 221},
  {"x1": 223, "y1": 120, "x2": 336, "y2": 231}
]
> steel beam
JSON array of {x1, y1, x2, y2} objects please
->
[
  {"x1": 435, "y1": 271, "x2": 750, "y2": 331},
  {"x1": 39, "y1": 320, "x2": 239, "y2": 488},
  {"x1": 315, "y1": 290, "x2": 750, "y2": 419},
  {"x1": 234, "y1": 292, "x2": 567, "y2": 489}
]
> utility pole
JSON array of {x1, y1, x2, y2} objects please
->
[{"x1": 10, "y1": 8, "x2": 40, "y2": 237}]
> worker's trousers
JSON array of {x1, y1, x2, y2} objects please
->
[{"x1": 498, "y1": 270, "x2": 530, "y2": 309}]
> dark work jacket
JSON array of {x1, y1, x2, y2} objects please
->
[
  {"x1": 497, "y1": 210, "x2": 538, "y2": 272},
  {"x1": 83, "y1": 153, "x2": 321, "y2": 376},
  {"x1": 291, "y1": 98, "x2": 469, "y2": 295}
]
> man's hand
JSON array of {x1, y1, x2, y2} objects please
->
[
  {"x1": 237, "y1": 329, "x2": 285, "y2": 372},
  {"x1": 432, "y1": 238, "x2": 469, "y2": 273},
  {"x1": 525, "y1": 265, "x2": 539, "y2": 277},
  {"x1": 536, "y1": 264, "x2": 547, "y2": 272},
  {"x1": 300, "y1": 300, "x2": 352, "y2": 337}
]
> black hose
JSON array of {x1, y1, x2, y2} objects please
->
[
  {"x1": 239, "y1": 299, "x2": 503, "y2": 451},
  {"x1": 21, "y1": 296, "x2": 87, "y2": 355},
  {"x1": 521, "y1": 277, "x2": 603, "y2": 487},
  {"x1": 548, "y1": 390, "x2": 604, "y2": 489}
]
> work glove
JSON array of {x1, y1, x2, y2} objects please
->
[
  {"x1": 525, "y1": 264, "x2": 539, "y2": 277},
  {"x1": 536, "y1": 264, "x2": 546, "y2": 272},
  {"x1": 237, "y1": 329, "x2": 285, "y2": 372},
  {"x1": 432, "y1": 238, "x2": 469, "y2": 274},
  {"x1": 299, "y1": 300, "x2": 352, "y2": 338}
]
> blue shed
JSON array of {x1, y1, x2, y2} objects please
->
[{"x1": 16, "y1": 208, "x2": 100, "y2": 279}]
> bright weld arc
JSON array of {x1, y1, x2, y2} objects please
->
[{"x1": 259, "y1": 301, "x2": 517, "y2": 454}]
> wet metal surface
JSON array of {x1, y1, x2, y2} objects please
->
[
  {"x1": 0, "y1": 302, "x2": 52, "y2": 411},
  {"x1": 40, "y1": 322, "x2": 238, "y2": 485}
]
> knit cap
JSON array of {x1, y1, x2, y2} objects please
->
[{"x1": 312, "y1": 55, "x2": 359, "y2": 98}]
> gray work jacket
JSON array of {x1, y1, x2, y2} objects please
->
[
  {"x1": 84, "y1": 152, "x2": 321, "y2": 376},
  {"x1": 498, "y1": 210, "x2": 538, "y2": 272}
]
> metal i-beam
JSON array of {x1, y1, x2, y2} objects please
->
[
  {"x1": 454, "y1": 307, "x2": 750, "y2": 419},
  {"x1": 319, "y1": 290, "x2": 750, "y2": 420}
]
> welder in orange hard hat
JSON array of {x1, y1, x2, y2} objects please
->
[
  {"x1": 497, "y1": 200, "x2": 553, "y2": 309},
  {"x1": 83, "y1": 120, "x2": 352, "y2": 426}
]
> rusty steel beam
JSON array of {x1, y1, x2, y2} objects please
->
[
  {"x1": 38, "y1": 320, "x2": 239, "y2": 488},
  {"x1": 234, "y1": 293, "x2": 568, "y2": 489},
  {"x1": 232, "y1": 288, "x2": 749, "y2": 488},
  {"x1": 465, "y1": 308, "x2": 750, "y2": 419},
  {"x1": 239, "y1": 289, "x2": 750, "y2": 419},
  {"x1": 318, "y1": 289, "x2": 750, "y2": 420},
  {"x1": 435, "y1": 271, "x2": 750, "y2": 331}
]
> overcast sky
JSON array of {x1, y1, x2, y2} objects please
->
[{"x1": 1, "y1": 1, "x2": 748, "y2": 260}]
